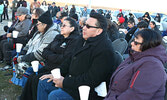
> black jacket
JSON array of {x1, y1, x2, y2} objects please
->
[
  {"x1": 125, "y1": 26, "x2": 137, "y2": 43},
  {"x1": 59, "y1": 32, "x2": 118, "y2": 100},
  {"x1": 41, "y1": 33, "x2": 79, "y2": 72}
]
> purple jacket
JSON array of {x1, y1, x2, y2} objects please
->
[{"x1": 105, "y1": 45, "x2": 167, "y2": 100}]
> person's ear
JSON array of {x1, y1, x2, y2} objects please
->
[{"x1": 70, "y1": 27, "x2": 74, "y2": 32}]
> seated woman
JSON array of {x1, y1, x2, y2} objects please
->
[
  {"x1": 149, "y1": 21, "x2": 162, "y2": 35},
  {"x1": 104, "y1": 29, "x2": 167, "y2": 100},
  {"x1": 11, "y1": 10, "x2": 60, "y2": 87},
  {"x1": 20, "y1": 17, "x2": 80, "y2": 100},
  {"x1": 0, "y1": 7, "x2": 31, "y2": 67}
]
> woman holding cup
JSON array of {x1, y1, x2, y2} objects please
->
[
  {"x1": 11, "y1": 10, "x2": 60, "y2": 87},
  {"x1": 20, "y1": 17, "x2": 80, "y2": 100}
]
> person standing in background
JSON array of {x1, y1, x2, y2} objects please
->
[
  {"x1": 12, "y1": 0, "x2": 18, "y2": 21},
  {"x1": 0, "y1": 0, "x2": 4, "y2": 23},
  {"x1": 3, "y1": 0, "x2": 9, "y2": 20},
  {"x1": 30, "y1": 0, "x2": 40, "y2": 13},
  {"x1": 40, "y1": 1, "x2": 48, "y2": 12}
]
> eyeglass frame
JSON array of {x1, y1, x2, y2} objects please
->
[
  {"x1": 132, "y1": 39, "x2": 143, "y2": 45},
  {"x1": 61, "y1": 24, "x2": 71, "y2": 28},
  {"x1": 83, "y1": 23, "x2": 101, "y2": 29}
]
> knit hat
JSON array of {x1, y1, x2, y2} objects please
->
[
  {"x1": 38, "y1": 10, "x2": 53, "y2": 25},
  {"x1": 15, "y1": 7, "x2": 28, "y2": 16}
]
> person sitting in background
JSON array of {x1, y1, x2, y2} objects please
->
[
  {"x1": 30, "y1": 0, "x2": 40, "y2": 13},
  {"x1": 107, "y1": 19, "x2": 119, "y2": 42},
  {"x1": 142, "y1": 12, "x2": 151, "y2": 24},
  {"x1": 62, "y1": 5, "x2": 68, "y2": 15},
  {"x1": 154, "y1": 13, "x2": 161, "y2": 23},
  {"x1": 0, "y1": 7, "x2": 31, "y2": 68},
  {"x1": 53, "y1": 11, "x2": 68, "y2": 26},
  {"x1": 149, "y1": 21, "x2": 161, "y2": 35},
  {"x1": 20, "y1": 17, "x2": 80, "y2": 100},
  {"x1": 37, "y1": 12, "x2": 118, "y2": 100},
  {"x1": 125, "y1": 19, "x2": 137, "y2": 43},
  {"x1": 105, "y1": 29, "x2": 167, "y2": 100},
  {"x1": 81, "y1": 6, "x2": 88, "y2": 17},
  {"x1": 79, "y1": 17, "x2": 87, "y2": 33}
]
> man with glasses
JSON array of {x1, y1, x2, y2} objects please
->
[{"x1": 37, "y1": 12, "x2": 118, "y2": 100}]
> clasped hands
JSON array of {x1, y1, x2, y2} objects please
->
[{"x1": 39, "y1": 74, "x2": 64, "y2": 88}]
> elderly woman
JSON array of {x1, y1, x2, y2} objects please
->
[
  {"x1": 20, "y1": 17, "x2": 80, "y2": 100},
  {"x1": 11, "y1": 10, "x2": 60, "y2": 87},
  {"x1": 0, "y1": 7, "x2": 31, "y2": 68},
  {"x1": 105, "y1": 29, "x2": 167, "y2": 100}
]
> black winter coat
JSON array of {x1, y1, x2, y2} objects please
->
[
  {"x1": 59, "y1": 33, "x2": 118, "y2": 100},
  {"x1": 41, "y1": 33, "x2": 79, "y2": 72}
]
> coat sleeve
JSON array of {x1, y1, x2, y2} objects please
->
[
  {"x1": 14, "y1": 19, "x2": 31, "y2": 37},
  {"x1": 63, "y1": 48, "x2": 116, "y2": 89},
  {"x1": 105, "y1": 61, "x2": 166, "y2": 100}
]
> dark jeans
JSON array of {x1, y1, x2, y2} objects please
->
[
  {"x1": 37, "y1": 79, "x2": 74, "y2": 100},
  {"x1": 12, "y1": 10, "x2": 17, "y2": 21},
  {"x1": 3, "y1": 8, "x2": 9, "y2": 20}
]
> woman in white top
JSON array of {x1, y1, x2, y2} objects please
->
[{"x1": 40, "y1": 1, "x2": 48, "y2": 12}]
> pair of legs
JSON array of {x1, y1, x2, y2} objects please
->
[
  {"x1": 3, "y1": 8, "x2": 9, "y2": 20},
  {"x1": 0, "y1": 39, "x2": 13, "y2": 65},
  {"x1": 37, "y1": 79, "x2": 74, "y2": 100}
]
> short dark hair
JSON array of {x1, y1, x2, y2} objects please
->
[
  {"x1": 90, "y1": 12, "x2": 107, "y2": 32},
  {"x1": 33, "y1": 8, "x2": 44, "y2": 17},
  {"x1": 137, "y1": 21, "x2": 148, "y2": 28},
  {"x1": 64, "y1": 17, "x2": 79, "y2": 35},
  {"x1": 134, "y1": 29, "x2": 162, "y2": 51}
]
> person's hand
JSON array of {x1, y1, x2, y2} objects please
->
[
  {"x1": 53, "y1": 76, "x2": 64, "y2": 88},
  {"x1": 39, "y1": 74, "x2": 53, "y2": 82},
  {"x1": 13, "y1": 57, "x2": 18, "y2": 64},
  {"x1": 6, "y1": 33, "x2": 12, "y2": 37}
]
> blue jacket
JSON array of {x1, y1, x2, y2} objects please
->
[
  {"x1": 0, "y1": 4, "x2": 4, "y2": 14},
  {"x1": 105, "y1": 45, "x2": 167, "y2": 100}
]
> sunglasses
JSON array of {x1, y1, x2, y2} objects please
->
[
  {"x1": 132, "y1": 39, "x2": 143, "y2": 45},
  {"x1": 61, "y1": 24, "x2": 71, "y2": 28},
  {"x1": 83, "y1": 23, "x2": 100, "y2": 29}
]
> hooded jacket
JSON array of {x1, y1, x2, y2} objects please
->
[{"x1": 105, "y1": 45, "x2": 167, "y2": 100}]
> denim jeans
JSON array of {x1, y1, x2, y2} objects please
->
[
  {"x1": 37, "y1": 79, "x2": 74, "y2": 100},
  {"x1": 48, "y1": 88, "x2": 74, "y2": 100}
]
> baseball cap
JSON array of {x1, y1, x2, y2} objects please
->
[{"x1": 16, "y1": 7, "x2": 28, "y2": 16}]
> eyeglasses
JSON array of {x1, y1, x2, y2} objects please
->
[
  {"x1": 132, "y1": 39, "x2": 143, "y2": 45},
  {"x1": 36, "y1": 23, "x2": 43, "y2": 26},
  {"x1": 83, "y1": 23, "x2": 100, "y2": 29},
  {"x1": 61, "y1": 24, "x2": 71, "y2": 28}
]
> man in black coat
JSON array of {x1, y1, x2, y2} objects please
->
[{"x1": 37, "y1": 12, "x2": 118, "y2": 100}]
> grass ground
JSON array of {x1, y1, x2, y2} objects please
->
[{"x1": 0, "y1": 63, "x2": 22, "y2": 100}]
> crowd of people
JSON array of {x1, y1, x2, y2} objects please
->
[{"x1": 0, "y1": 0, "x2": 167, "y2": 100}]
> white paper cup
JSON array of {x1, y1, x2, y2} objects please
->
[
  {"x1": 16, "y1": 43, "x2": 23, "y2": 53},
  {"x1": 95, "y1": 82, "x2": 107, "y2": 97},
  {"x1": 78, "y1": 85, "x2": 90, "y2": 100},
  {"x1": 8, "y1": 22, "x2": 12, "y2": 27},
  {"x1": 13, "y1": 31, "x2": 19, "y2": 38},
  {"x1": 51, "y1": 68, "x2": 61, "y2": 78},
  {"x1": 31, "y1": 61, "x2": 39, "y2": 72}
]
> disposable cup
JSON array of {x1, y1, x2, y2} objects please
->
[
  {"x1": 51, "y1": 68, "x2": 61, "y2": 78},
  {"x1": 95, "y1": 82, "x2": 107, "y2": 97},
  {"x1": 8, "y1": 22, "x2": 12, "y2": 27},
  {"x1": 78, "y1": 85, "x2": 90, "y2": 100},
  {"x1": 16, "y1": 43, "x2": 23, "y2": 53},
  {"x1": 13, "y1": 31, "x2": 19, "y2": 38},
  {"x1": 31, "y1": 61, "x2": 39, "y2": 72}
]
